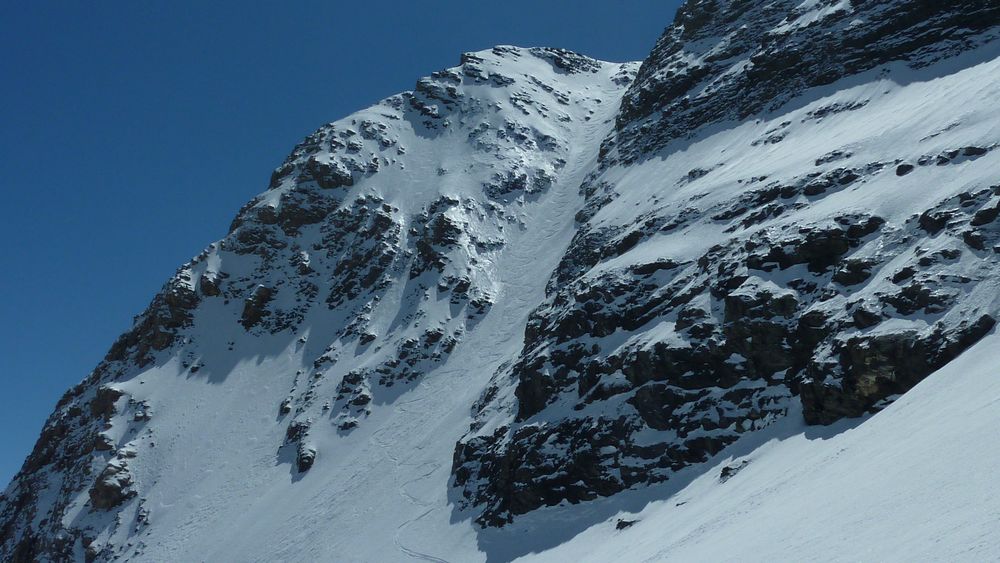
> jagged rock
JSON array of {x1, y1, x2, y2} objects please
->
[
  {"x1": 198, "y1": 272, "x2": 223, "y2": 297},
  {"x1": 719, "y1": 460, "x2": 750, "y2": 483},
  {"x1": 240, "y1": 285, "x2": 275, "y2": 329},
  {"x1": 615, "y1": 0, "x2": 1000, "y2": 161},
  {"x1": 104, "y1": 279, "x2": 200, "y2": 367},
  {"x1": 284, "y1": 420, "x2": 310, "y2": 444},
  {"x1": 971, "y1": 202, "x2": 1000, "y2": 226},
  {"x1": 89, "y1": 386, "x2": 124, "y2": 418},
  {"x1": 89, "y1": 461, "x2": 133, "y2": 510},
  {"x1": 802, "y1": 315, "x2": 996, "y2": 424},
  {"x1": 296, "y1": 443, "x2": 317, "y2": 473},
  {"x1": 616, "y1": 519, "x2": 637, "y2": 530},
  {"x1": 302, "y1": 157, "x2": 354, "y2": 190},
  {"x1": 93, "y1": 432, "x2": 115, "y2": 452}
]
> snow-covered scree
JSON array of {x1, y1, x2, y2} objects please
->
[{"x1": 3, "y1": 1, "x2": 1000, "y2": 561}]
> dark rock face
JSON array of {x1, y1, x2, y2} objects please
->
[
  {"x1": 615, "y1": 0, "x2": 1000, "y2": 162},
  {"x1": 296, "y1": 443, "x2": 317, "y2": 473},
  {"x1": 89, "y1": 386, "x2": 124, "y2": 419},
  {"x1": 801, "y1": 314, "x2": 996, "y2": 424},
  {"x1": 719, "y1": 459, "x2": 749, "y2": 483},
  {"x1": 0, "y1": 380, "x2": 150, "y2": 560},
  {"x1": 457, "y1": 209, "x2": 998, "y2": 526},
  {"x1": 455, "y1": 216, "x2": 876, "y2": 524},
  {"x1": 528, "y1": 47, "x2": 604, "y2": 74},
  {"x1": 616, "y1": 518, "x2": 637, "y2": 530},
  {"x1": 455, "y1": 172, "x2": 1000, "y2": 525},
  {"x1": 240, "y1": 285, "x2": 275, "y2": 329},
  {"x1": 104, "y1": 279, "x2": 200, "y2": 368},
  {"x1": 88, "y1": 461, "x2": 134, "y2": 510}
]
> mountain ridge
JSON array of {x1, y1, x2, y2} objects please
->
[{"x1": 4, "y1": 1, "x2": 1000, "y2": 560}]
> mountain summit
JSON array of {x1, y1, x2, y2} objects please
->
[{"x1": 4, "y1": 1, "x2": 1000, "y2": 561}]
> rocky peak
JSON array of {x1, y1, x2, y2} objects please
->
[
  {"x1": 0, "y1": 45, "x2": 636, "y2": 561},
  {"x1": 613, "y1": 0, "x2": 1000, "y2": 163}
]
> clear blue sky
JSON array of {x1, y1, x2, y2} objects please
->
[{"x1": 0, "y1": 1, "x2": 681, "y2": 486}]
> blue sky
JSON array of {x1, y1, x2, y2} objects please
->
[{"x1": 0, "y1": 1, "x2": 681, "y2": 486}]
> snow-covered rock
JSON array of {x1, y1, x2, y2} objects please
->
[{"x1": 454, "y1": 0, "x2": 1000, "y2": 526}]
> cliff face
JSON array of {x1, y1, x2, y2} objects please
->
[
  {"x1": 3, "y1": 1, "x2": 1000, "y2": 560},
  {"x1": 452, "y1": 0, "x2": 1000, "y2": 526},
  {"x1": 615, "y1": 0, "x2": 1000, "y2": 161}
]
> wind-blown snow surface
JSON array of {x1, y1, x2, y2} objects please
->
[{"x1": 4, "y1": 5, "x2": 1000, "y2": 562}]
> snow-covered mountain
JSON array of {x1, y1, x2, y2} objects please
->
[{"x1": 4, "y1": 1, "x2": 1000, "y2": 561}]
